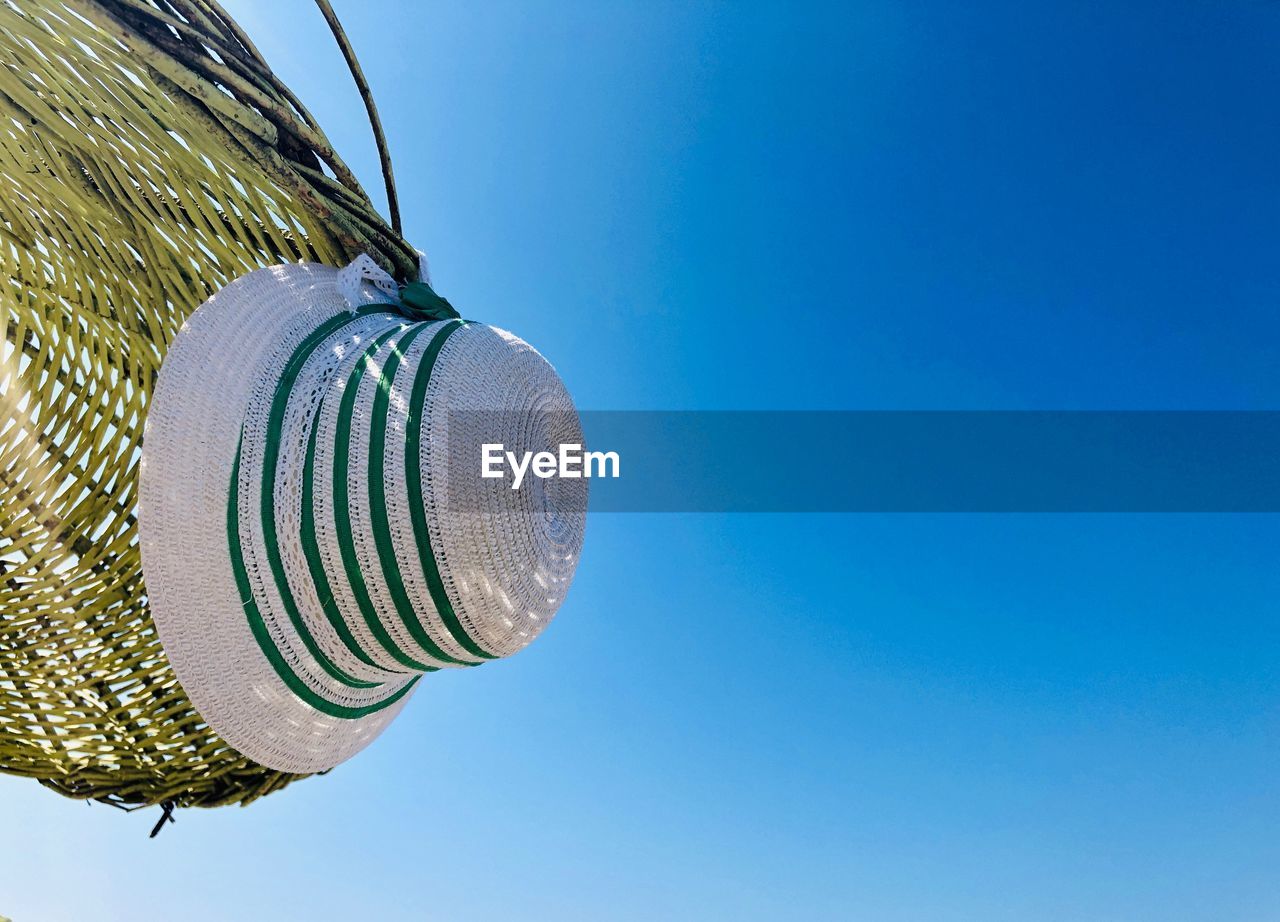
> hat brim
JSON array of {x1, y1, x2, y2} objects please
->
[{"x1": 140, "y1": 264, "x2": 416, "y2": 772}]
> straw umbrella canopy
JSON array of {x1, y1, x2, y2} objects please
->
[{"x1": 0, "y1": 0, "x2": 417, "y2": 809}]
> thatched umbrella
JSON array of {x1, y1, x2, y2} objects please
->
[{"x1": 0, "y1": 0, "x2": 430, "y2": 811}]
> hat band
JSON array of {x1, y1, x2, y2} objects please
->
[
  {"x1": 330, "y1": 319, "x2": 485, "y2": 670},
  {"x1": 228, "y1": 443, "x2": 419, "y2": 719},
  {"x1": 258, "y1": 308, "x2": 396, "y2": 688},
  {"x1": 401, "y1": 320, "x2": 501, "y2": 662},
  {"x1": 227, "y1": 308, "x2": 496, "y2": 719}
]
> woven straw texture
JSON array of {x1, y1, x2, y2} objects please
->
[
  {"x1": 0, "y1": 0, "x2": 416, "y2": 807},
  {"x1": 140, "y1": 264, "x2": 584, "y2": 772}
]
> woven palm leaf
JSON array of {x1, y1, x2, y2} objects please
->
[{"x1": 0, "y1": 0, "x2": 416, "y2": 808}]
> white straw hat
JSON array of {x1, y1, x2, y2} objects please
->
[{"x1": 139, "y1": 259, "x2": 586, "y2": 772}]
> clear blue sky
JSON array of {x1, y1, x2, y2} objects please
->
[{"x1": 6, "y1": 2, "x2": 1280, "y2": 919}]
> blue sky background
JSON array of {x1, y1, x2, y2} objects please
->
[{"x1": 5, "y1": 1, "x2": 1280, "y2": 919}]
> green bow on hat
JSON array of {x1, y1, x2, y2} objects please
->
[{"x1": 399, "y1": 281, "x2": 461, "y2": 322}]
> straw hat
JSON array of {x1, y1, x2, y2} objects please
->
[{"x1": 139, "y1": 259, "x2": 587, "y2": 772}]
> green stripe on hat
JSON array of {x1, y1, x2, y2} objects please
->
[
  {"x1": 301, "y1": 397, "x2": 395, "y2": 673},
  {"x1": 229, "y1": 437, "x2": 417, "y2": 718},
  {"x1": 367, "y1": 320, "x2": 487, "y2": 666},
  {"x1": 294, "y1": 313, "x2": 425, "y2": 675},
  {"x1": 331, "y1": 326, "x2": 477, "y2": 670},
  {"x1": 257, "y1": 308, "x2": 391, "y2": 690},
  {"x1": 403, "y1": 320, "x2": 500, "y2": 660}
]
